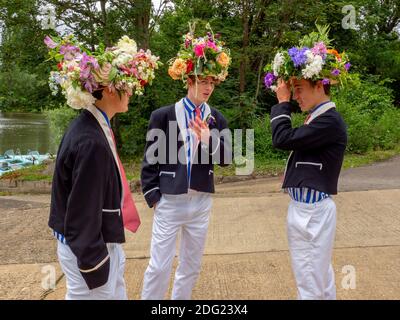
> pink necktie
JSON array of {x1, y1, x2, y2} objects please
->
[
  {"x1": 110, "y1": 129, "x2": 140, "y2": 233},
  {"x1": 194, "y1": 107, "x2": 201, "y2": 120}
]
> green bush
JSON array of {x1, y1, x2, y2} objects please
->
[
  {"x1": 341, "y1": 109, "x2": 374, "y2": 153},
  {"x1": 334, "y1": 76, "x2": 398, "y2": 153},
  {"x1": 334, "y1": 78, "x2": 394, "y2": 120},
  {"x1": 253, "y1": 116, "x2": 287, "y2": 162},
  {"x1": 44, "y1": 105, "x2": 79, "y2": 147},
  {"x1": 374, "y1": 108, "x2": 400, "y2": 150}
]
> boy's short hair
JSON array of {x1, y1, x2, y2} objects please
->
[
  {"x1": 309, "y1": 80, "x2": 331, "y2": 96},
  {"x1": 187, "y1": 75, "x2": 221, "y2": 86},
  {"x1": 92, "y1": 89, "x2": 104, "y2": 100}
]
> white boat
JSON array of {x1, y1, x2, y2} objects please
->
[{"x1": 0, "y1": 149, "x2": 51, "y2": 176}]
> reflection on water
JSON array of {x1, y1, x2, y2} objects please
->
[{"x1": 0, "y1": 112, "x2": 56, "y2": 155}]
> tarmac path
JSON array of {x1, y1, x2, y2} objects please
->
[{"x1": 0, "y1": 156, "x2": 399, "y2": 299}]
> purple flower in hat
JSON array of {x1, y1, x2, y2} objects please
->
[
  {"x1": 79, "y1": 53, "x2": 99, "y2": 93},
  {"x1": 80, "y1": 67, "x2": 91, "y2": 79},
  {"x1": 83, "y1": 78, "x2": 98, "y2": 93},
  {"x1": 44, "y1": 36, "x2": 58, "y2": 49},
  {"x1": 80, "y1": 52, "x2": 99, "y2": 70},
  {"x1": 331, "y1": 69, "x2": 340, "y2": 76},
  {"x1": 288, "y1": 47, "x2": 309, "y2": 67},
  {"x1": 60, "y1": 44, "x2": 81, "y2": 60},
  {"x1": 311, "y1": 42, "x2": 327, "y2": 59},
  {"x1": 264, "y1": 72, "x2": 277, "y2": 88},
  {"x1": 344, "y1": 62, "x2": 351, "y2": 71},
  {"x1": 322, "y1": 78, "x2": 330, "y2": 85}
]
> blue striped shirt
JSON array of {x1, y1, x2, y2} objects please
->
[
  {"x1": 286, "y1": 187, "x2": 330, "y2": 204},
  {"x1": 53, "y1": 230, "x2": 67, "y2": 245},
  {"x1": 183, "y1": 97, "x2": 205, "y2": 183}
]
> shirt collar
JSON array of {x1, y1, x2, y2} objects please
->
[
  {"x1": 95, "y1": 106, "x2": 111, "y2": 128},
  {"x1": 184, "y1": 96, "x2": 205, "y2": 113}
]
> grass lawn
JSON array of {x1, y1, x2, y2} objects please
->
[{"x1": 0, "y1": 164, "x2": 52, "y2": 182}]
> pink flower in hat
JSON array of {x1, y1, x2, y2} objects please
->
[
  {"x1": 44, "y1": 36, "x2": 58, "y2": 49},
  {"x1": 194, "y1": 43, "x2": 206, "y2": 57},
  {"x1": 207, "y1": 40, "x2": 218, "y2": 52}
]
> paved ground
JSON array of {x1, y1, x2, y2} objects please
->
[
  {"x1": 0, "y1": 156, "x2": 399, "y2": 300},
  {"x1": 339, "y1": 155, "x2": 400, "y2": 191}
]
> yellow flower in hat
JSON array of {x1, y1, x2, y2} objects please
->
[
  {"x1": 168, "y1": 58, "x2": 187, "y2": 80},
  {"x1": 168, "y1": 67, "x2": 179, "y2": 80},
  {"x1": 216, "y1": 52, "x2": 230, "y2": 68}
]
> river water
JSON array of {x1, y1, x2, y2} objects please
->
[{"x1": 0, "y1": 112, "x2": 56, "y2": 155}]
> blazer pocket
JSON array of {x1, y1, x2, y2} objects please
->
[
  {"x1": 159, "y1": 171, "x2": 176, "y2": 178},
  {"x1": 295, "y1": 162, "x2": 323, "y2": 170},
  {"x1": 101, "y1": 208, "x2": 123, "y2": 239},
  {"x1": 102, "y1": 208, "x2": 121, "y2": 216}
]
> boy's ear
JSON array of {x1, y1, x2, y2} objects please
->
[{"x1": 106, "y1": 87, "x2": 117, "y2": 97}]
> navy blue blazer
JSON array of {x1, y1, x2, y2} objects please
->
[
  {"x1": 270, "y1": 102, "x2": 347, "y2": 195},
  {"x1": 49, "y1": 108, "x2": 125, "y2": 290},
  {"x1": 141, "y1": 100, "x2": 232, "y2": 208}
]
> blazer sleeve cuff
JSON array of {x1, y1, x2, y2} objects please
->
[
  {"x1": 79, "y1": 256, "x2": 110, "y2": 290},
  {"x1": 143, "y1": 187, "x2": 162, "y2": 208},
  {"x1": 270, "y1": 102, "x2": 292, "y2": 119}
]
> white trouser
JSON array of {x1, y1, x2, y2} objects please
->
[
  {"x1": 141, "y1": 193, "x2": 212, "y2": 300},
  {"x1": 57, "y1": 242, "x2": 127, "y2": 300},
  {"x1": 287, "y1": 197, "x2": 337, "y2": 300}
]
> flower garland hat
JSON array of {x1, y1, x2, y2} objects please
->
[
  {"x1": 168, "y1": 22, "x2": 231, "y2": 87},
  {"x1": 45, "y1": 34, "x2": 162, "y2": 109},
  {"x1": 263, "y1": 25, "x2": 351, "y2": 91}
]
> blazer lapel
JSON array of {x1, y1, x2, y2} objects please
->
[
  {"x1": 86, "y1": 105, "x2": 124, "y2": 206},
  {"x1": 306, "y1": 102, "x2": 336, "y2": 125},
  {"x1": 203, "y1": 102, "x2": 212, "y2": 121},
  {"x1": 175, "y1": 99, "x2": 189, "y2": 165}
]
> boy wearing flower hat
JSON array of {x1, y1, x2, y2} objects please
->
[
  {"x1": 46, "y1": 35, "x2": 160, "y2": 299},
  {"x1": 141, "y1": 27, "x2": 232, "y2": 300},
  {"x1": 265, "y1": 26, "x2": 349, "y2": 300}
]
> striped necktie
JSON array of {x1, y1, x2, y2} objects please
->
[{"x1": 194, "y1": 107, "x2": 201, "y2": 120}]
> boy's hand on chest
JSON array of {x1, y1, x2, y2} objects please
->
[{"x1": 189, "y1": 115, "x2": 210, "y2": 146}]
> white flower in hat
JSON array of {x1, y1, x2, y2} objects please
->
[
  {"x1": 273, "y1": 52, "x2": 285, "y2": 77},
  {"x1": 302, "y1": 53, "x2": 323, "y2": 79},
  {"x1": 65, "y1": 85, "x2": 96, "y2": 109},
  {"x1": 115, "y1": 35, "x2": 137, "y2": 55}
]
